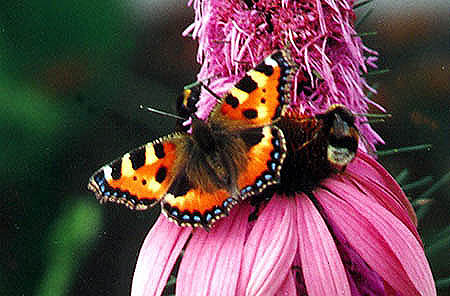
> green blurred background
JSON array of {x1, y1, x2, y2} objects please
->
[{"x1": 0, "y1": 1, "x2": 448, "y2": 295}]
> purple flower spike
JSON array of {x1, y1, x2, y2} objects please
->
[{"x1": 184, "y1": 0, "x2": 383, "y2": 150}]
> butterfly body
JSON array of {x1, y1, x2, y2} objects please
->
[
  {"x1": 88, "y1": 50, "x2": 295, "y2": 229},
  {"x1": 180, "y1": 117, "x2": 248, "y2": 195}
]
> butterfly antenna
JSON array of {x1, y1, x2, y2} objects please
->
[
  {"x1": 201, "y1": 83, "x2": 222, "y2": 102},
  {"x1": 139, "y1": 105, "x2": 186, "y2": 121},
  {"x1": 184, "y1": 78, "x2": 222, "y2": 102}
]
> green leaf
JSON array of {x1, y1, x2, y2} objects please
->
[
  {"x1": 421, "y1": 171, "x2": 450, "y2": 199},
  {"x1": 403, "y1": 176, "x2": 433, "y2": 192},
  {"x1": 35, "y1": 198, "x2": 103, "y2": 296},
  {"x1": 416, "y1": 171, "x2": 450, "y2": 220},
  {"x1": 436, "y1": 277, "x2": 450, "y2": 289},
  {"x1": 395, "y1": 168, "x2": 409, "y2": 184},
  {"x1": 425, "y1": 226, "x2": 450, "y2": 257}
]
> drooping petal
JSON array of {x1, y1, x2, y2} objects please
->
[
  {"x1": 176, "y1": 203, "x2": 252, "y2": 296},
  {"x1": 339, "y1": 173, "x2": 420, "y2": 243},
  {"x1": 296, "y1": 194, "x2": 352, "y2": 296},
  {"x1": 317, "y1": 186, "x2": 436, "y2": 296},
  {"x1": 347, "y1": 152, "x2": 417, "y2": 225},
  {"x1": 237, "y1": 195, "x2": 297, "y2": 296},
  {"x1": 131, "y1": 215, "x2": 192, "y2": 296}
]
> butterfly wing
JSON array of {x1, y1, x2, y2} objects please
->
[
  {"x1": 88, "y1": 133, "x2": 186, "y2": 210},
  {"x1": 236, "y1": 125, "x2": 287, "y2": 197},
  {"x1": 160, "y1": 125, "x2": 286, "y2": 229},
  {"x1": 210, "y1": 50, "x2": 295, "y2": 128}
]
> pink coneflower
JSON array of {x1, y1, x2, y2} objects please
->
[
  {"x1": 131, "y1": 1, "x2": 436, "y2": 295},
  {"x1": 132, "y1": 152, "x2": 435, "y2": 295}
]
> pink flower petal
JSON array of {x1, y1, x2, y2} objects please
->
[
  {"x1": 176, "y1": 203, "x2": 252, "y2": 296},
  {"x1": 317, "y1": 186, "x2": 436, "y2": 296},
  {"x1": 296, "y1": 195, "x2": 352, "y2": 296},
  {"x1": 347, "y1": 152, "x2": 417, "y2": 225},
  {"x1": 338, "y1": 173, "x2": 421, "y2": 243},
  {"x1": 237, "y1": 195, "x2": 297, "y2": 296},
  {"x1": 131, "y1": 215, "x2": 192, "y2": 296}
]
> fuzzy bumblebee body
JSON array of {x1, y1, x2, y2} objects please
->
[{"x1": 273, "y1": 105, "x2": 359, "y2": 195}]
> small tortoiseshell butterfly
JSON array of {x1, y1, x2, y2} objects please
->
[
  {"x1": 88, "y1": 50, "x2": 295, "y2": 229},
  {"x1": 177, "y1": 83, "x2": 359, "y2": 195}
]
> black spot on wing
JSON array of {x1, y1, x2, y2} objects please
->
[
  {"x1": 167, "y1": 173, "x2": 193, "y2": 197},
  {"x1": 154, "y1": 143, "x2": 165, "y2": 159},
  {"x1": 240, "y1": 128, "x2": 264, "y2": 150},
  {"x1": 254, "y1": 63, "x2": 274, "y2": 76},
  {"x1": 130, "y1": 147, "x2": 146, "y2": 170},
  {"x1": 243, "y1": 109, "x2": 258, "y2": 119},
  {"x1": 155, "y1": 166, "x2": 167, "y2": 183},
  {"x1": 235, "y1": 75, "x2": 258, "y2": 93},
  {"x1": 110, "y1": 160, "x2": 122, "y2": 180},
  {"x1": 224, "y1": 94, "x2": 239, "y2": 109}
]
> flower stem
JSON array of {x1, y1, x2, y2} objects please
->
[{"x1": 377, "y1": 144, "x2": 432, "y2": 156}]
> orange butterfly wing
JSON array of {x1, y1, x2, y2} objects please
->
[
  {"x1": 160, "y1": 126, "x2": 286, "y2": 228},
  {"x1": 88, "y1": 134, "x2": 184, "y2": 210},
  {"x1": 237, "y1": 126, "x2": 286, "y2": 197},
  {"x1": 211, "y1": 50, "x2": 295, "y2": 128}
]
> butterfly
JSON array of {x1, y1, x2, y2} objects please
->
[
  {"x1": 88, "y1": 50, "x2": 296, "y2": 229},
  {"x1": 177, "y1": 81, "x2": 360, "y2": 196}
]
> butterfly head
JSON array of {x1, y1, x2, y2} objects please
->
[{"x1": 177, "y1": 85, "x2": 201, "y2": 119}]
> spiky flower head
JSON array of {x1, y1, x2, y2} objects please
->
[{"x1": 184, "y1": 0, "x2": 383, "y2": 150}]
